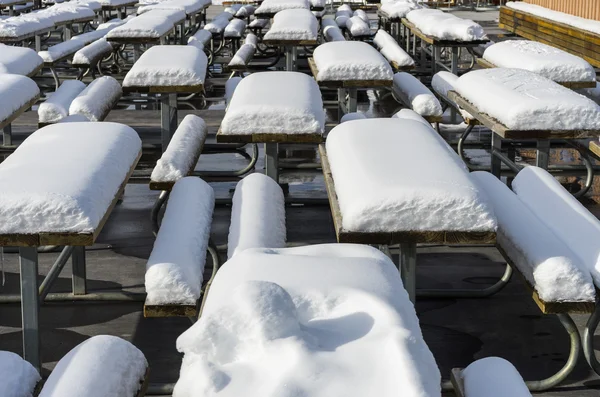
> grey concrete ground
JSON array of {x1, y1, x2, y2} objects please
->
[{"x1": 1, "y1": 5, "x2": 600, "y2": 397}]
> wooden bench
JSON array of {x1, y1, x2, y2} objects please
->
[
  {"x1": 0, "y1": 74, "x2": 39, "y2": 147},
  {"x1": 391, "y1": 71, "x2": 443, "y2": 123},
  {"x1": 373, "y1": 29, "x2": 415, "y2": 71},
  {"x1": 71, "y1": 38, "x2": 115, "y2": 78},
  {"x1": 38, "y1": 39, "x2": 87, "y2": 90},
  {"x1": 68, "y1": 76, "x2": 122, "y2": 122}
]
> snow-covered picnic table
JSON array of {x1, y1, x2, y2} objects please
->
[
  {"x1": 254, "y1": 0, "x2": 309, "y2": 18},
  {"x1": 320, "y1": 118, "x2": 497, "y2": 302},
  {"x1": 122, "y1": 45, "x2": 207, "y2": 152},
  {"x1": 0, "y1": 74, "x2": 39, "y2": 147},
  {"x1": 0, "y1": 0, "x2": 29, "y2": 16},
  {"x1": 0, "y1": 15, "x2": 55, "y2": 50},
  {"x1": 0, "y1": 44, "x2": 43, "y2": 76}
]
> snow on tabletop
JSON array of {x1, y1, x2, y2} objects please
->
[
  {"x1": 106, "y1": 15, "x2": 174, "y2": 39},
  {"x1": 0, "y1": 74, "x2": 39, "y2": 123},
  {"x1": 236, "y1": 4, "x2": 255, "y2": 17},
  {"x1": 512, "y1": 166, "x2": 600, "y2": 288},
  {"x1": 406, "y1": 9, "x2": 486, "y2": 41},
  {"x1": 151, "y1": 115, "x2": 207, "y2": 182},
  {"x1": 392, "y1": 108, "x2": 432, "y2": 128},
  {"x1": 323, "y1": 24, "x2": 344, "y2": 41},
  {"x1": 143, "y1": 8, "x2": 186, "y2": 24},
  {"x1": 39, "y1": 336, "x2": 148, "y2": 397},
  {"x1": 227, "y1": 173, "x2": 286, "y2": 259},
  {"x1": 0, "y1": 122, "x2": 141, "y2": 234},
  {"x1": 506, "y1": 1, "x2": 600, "y2": 36},
  {"x1": 72, "y1": 38, "x2": 113, "y2": 65},
  {"x1": 145, "y1": 177, "x2": 214, "y2": 306},
  {"x1": 204, "y1": 16, "x2": 229, "y2": 33},
  {"x1": 224, "y1": 18, "x2": 246, "y2": 38},
  {"x1": 96, "y1": 0, "x2": 136, "y2": 5},
  {"x1": 321, "y1": 17, "x2": 336, "y2": 28},
  {"x1": 245, "y1": 32, "x2": 258, "y2": 47},
  {"x1": 0, "y1": 351, "x2": 40, "y2": 397},
  {"x1": 69, "y1": 76, "x2": 121, "y2": 121},
  {"x1": 122, "y1": 45, "x2": 207, "y2": 87},
  {"x1": 255, "y1": 0, "x2": 308, "y2": 14},
  {"x1": 483, "y1": 40, "x2": 595, "y2": 83},
  {"x1": 463, "y1": 357, "x2": 531, "y2": 397},
  {"x1": 187, "y1": 28, "x2": 211, "y2": 48},
  {"x1": 225, "y1": 76, "x2": 241, "y2": 106},
  {"x1": 471, "y1": 171, "x2": 594, "y2": 302},
  {"x1": 229, "y1": 43, "x2": 254, "y2": 66},
  {"x1": 326, "y1": 119, "x2": 495, "y2": 233},
  {"x1": 138, "y1": 3, "x2": 187, "y2": 15},
  {"x1": 313, "y1": 41, "x2": 393, "y2": 81},
  {"x1": 38, "y1": 80, "x2": 86, "y2": 123},
  {"x1": 393, "y1": 72, "x2": 442, "y2": 117},
  {"x1": 0, "y1": 15, "x2": 55, "y2": 38},
  {"x1": 380, "y1": 1, "x2": 420, "y2": 19},
  {"x1": 263, "y1": 9, "x2": 318, "y2": 42},
  {"x1": 346, "y1": 15, "x2": 370, "y2": 36},
  {"x1": 173, "y1": 244, "x2": 440, "y2": 397},
  {"x1": 38, "y1": 39, "x2": 85, "y2": 63},
  {"x1": 0, "y1": 44, "x2": 43, "y2": 76},
  {"x1": 455, "y1": 68, "x2": 600, "y2": 131},
  {"x1": 431, "y1": 71, "x2": 474, "y2": 120},
  {"x1": 341, "y1": 112, "x2": 366, "y2": 123},
  {"x1": 220, "y1": 71, "x2": 325, "y2": 135},
  {"x1": 72, "y1": 0, "x2": 102, "y2": 11},
  {"x1": 33, "y1": 4, "x2": 95, "y2": 24},
  {"x1": 578, "y1": 82, "x2": 600, "y2": 105}
]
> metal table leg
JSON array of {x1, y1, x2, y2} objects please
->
[
  {"x1": 347, "y1": 88, "x2": 358, "y2": 113},
  {"x1": 491, "y1": 132, "x2": 502, "y2": 178},
  {"x1": 160, "y1": 93, "x2": 178, "y2": 153},
  {"x1": 399, "y1": 242, "x2": 417, "y2": 304},
  {"x1": 583, "y1": 303, "x2": 600, "y2": 376},
  {"x1": 536, "y1": 140, "x2": 550, "y2": 169},
  {"x1": 285, "y1": 46, "x2": 297, "y2": 71},
  {"x1": 3, "y1": 124, "x2": 12, "y2": 147},
  {"x1": 265, "y1": 143, "x2": 279, "y2": 182},
  {"x1": 71, "y1": 246, "x2": 87, "y2": 295},
  {"x1": 337, "y1": 88, "x2": 347, "y2": 120},
  {"x1": 35, "y1": 35, "x2": 41, "y2": 52},
  {"x1": 20, "y1": 247, "x2": 40, "y2": 371}
]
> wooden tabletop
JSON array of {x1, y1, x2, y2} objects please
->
[
  {"x1": 308, "y1": 58, "x2": 393, "y2": 89},
  {"x1": 216, "y1": 128, "x2": 323, "y2": 144},
  {"x1": 401, "y1": 18, "x2": 489, "y2": 46},
  {"x1": 122, "y1": 84, "x2": 203, "y2": 94},
  {"x1": 263, "y1": 38, "x2": 318, "y2": 46}
]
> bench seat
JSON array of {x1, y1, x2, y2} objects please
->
[
  {"x1": 392, "y1": 72, "x2": 442, "y2": 121},
  {"x1": 431, "y1": 71, "x2": 476, "y2": 124},
  {"x1": 379, "y1": 1, "x2": 419, "y2": 21},
  {"x1": 405, "y1": 8, "x2": 487, "y2": 42},
  {"x1": 322, "y1": 18, "x2": 344, "y2": 42},
  {"x1": 38, "y1": 38, "x2": 85, "y2": 64},
  {"x1": 223, "y1": 17, "x2": 246, "y2": 38},
  {"x1": 263, "y1": 8, "x2": 317, "y2": 43},
  {"x1": 38, "y1": 79, "x2": 86, "y2": 124},
  {"x1": 0, "y1": 43, "x2": 43, "y2": 76},
  {"x1": 345, "y1": 15, "x2": 370, "y2": 37},
  {"x1": 106, "y1": 14, "x2": 174, "y2": 42},
  {"x1": 228, "y1": 42, "x2": 255, "y2": 69},
  {"x1": 68, "y1": 76, "x2": 122, "y2": 122},
  {"x1": 0, "y1": 351, "x2": 41, "y2": 397},
  {"x1": 71, "y1": 38, "x2": 114, "y2": 69},
  {"x1": 373, "y1": 29, "x2": 414, "y2": 70},
  {"x1": 0, "y1": 74, "x2": 39, "y2": 130},
  {"x1": 187, "y1": 27, "x2": 211, "y2": 48},
  {"x1": 204, "y1": 12, "x2": 231, "y2": 34}
]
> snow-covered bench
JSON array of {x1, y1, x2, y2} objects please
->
[
  {"x1": 106, "y1": 13, "x2": 175, "y2": 45},
  {"x1": 322, "y1": 18, "x2": 344, "y2": 42},
  {"x1": 227, "y1": 41, "x2": 256, "y2": 71},
  {"x1": 0, "y1": 44, "x2": 43, "y2": 76},
  {"x1": 320, "y1": 118, "x2": 497, "y2": 302},
  {"x1": 431, "y1": 71, "x2": 477, "y2": 125},
  {"x1": 478, "y1": 40, "x2": 597, "y2": 89},
  {"x1": 247, "y1": 16, "x2": 269, "y2": 36},
  {"x1": 71, "y1": 38, "x2": 115, "y2": 77},
  {"x1": 0, "y1": 14, "x2": 55, "y2": 50},
  {"x1": 187, "y1": 26, "x2": 211, "y2": 49},
  {"x1": 254, "y1": 0, "x2": 309, "y2": 18},
  {"x1": 334, "y1": 4, "x2": 352, "y2": 28},
  {"x1": 392, "y1": 72, "x2": 442, "y2": 122},
  {"x1": 0, "y1": 74, "x2": 39, "y2": 147},
  {"x1": 451, "y1": 357, "x2": 531, "y2": 397},
  {"x1": 0, "y1": 351, "x2": 41, "y2": 397},
  {"x1": 345, "y1": 10, "x2": 371, "y2": 39},
  {"x1": 173, "y1": 244, "x2": 441, "y2": 397},
  {"x1": 38, "y1": 336, "x2": 149, "y2": 397},
  {"x1": 373, "y1": 29, "x2": 414, "y2": 71},
  {"x1": 0, "y1": 122, "x2": 141, "y2": 370},
  {"x1": 144, "y1": 176, "x2": 216, "y2": 318},
  {"x1": 223, "y1": 17, "x2": 246, "y2": 51}
]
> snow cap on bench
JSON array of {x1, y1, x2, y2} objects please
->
[
  {"x1": 380, "y1": 0, "x2": 420, "y2": 19},
  {"x1": 255, "y1": 0, "x2": 309, "y2": 14},
  {"x1": 0, "y1": 351, "x2": 40, "y2": 397},
  {"x1": 312, "y1": 41, "x2": 393, "y2": 81},
  {"x1": 406, "y1": 8, "x2": 486, "y2": 41},
  {"x1": 263, "y1": 8, "x2": 318, "y2": 41},
  {"x1": 69, "y1": 76, "x2": 121, "y2": 121},
  {"x1": 393, "y1": 72, "x2": 442, "y2": 117},
  {"x1": 38, "y1": 79, "x2": 86, "y2": 123},
  {"x1": 462, "y1": 357, "x2": 531, "y2": 397},
  {"x1": 0, "y1": 74, "x2": 39, "y2": 125},
  {"x1": 107, "y1": 14, "x2": 174, "y2": 39},
  {"x1": 187, "y1": 28, "x2": 211, "y2": 49}
]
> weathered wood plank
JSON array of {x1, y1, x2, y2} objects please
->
[
  {"x1": 143, "y1": 303, "x2": 198, "y2": 317},
  {"x1": 123, "y1": 85, "x2": 204, "y2": 94},
  {"x1": 263, "y1": 39, "x2": 318, "y2": 46},
  {"x1": 216, "y1": 129, "x2": 323, "y2": 143},
  {"x1": 589, "y1": 140, "x2": 600, "y2": 158}
]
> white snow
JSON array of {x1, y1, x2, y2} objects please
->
[
  {"x1": 39, "y1": 335, "x2": 148, "y2": 397},
  {"x1": 483, "y1": 40, "x2": 596, "y2": 83},
  {"x1": 373, "y1": 28, "x2": 397, "y2": 49},
  {"x1": 346, "y1": 15, "x2": 370, "y2": 36},
  {"x1": 227, "y1": 173, "x2": 286, "y2": 259},
  {"x1": 375, "y1": 30, "x2": 414, "y2": 68},
  {"x1": 245, "y1": 32, "x2": 257, "y2": 47},
  {"x1": 506, "y1": 1, "x2": 600, "y2": 36},
  {"x1": 69, "y1": 76, "x2": 121, "y2": 121},
  {"x1": 406, "y1": 9, "x2": 486, "y2": 41},
  {"x1": 151, "y1": 115, "x2": 208, "y2": 182},
  {"x1": 380, "y1": 1, "x2": 420, "y2": 19},
  {"x1": 33, "y1": 3, "x2": 95, "y2": 24},
  {"x1": 72, "y1": 38, "x2": 113, "y2": 65},
  {"x1": 235, "y1": 4, "x2": 255, "y2": 17},
  {"x1": 38, "y1": 39, "x2": 85, "y2": 63},
  {"x1": 106, "y1": 14, "x2": 174, "y2": 39},
  {"x1": 310, "y1": 0, "x2": 324, "y2": 7},
  {"x1": 145, "y1": 177, "x2": 215, "y2": 306},
  {"x1": 122, "y1": 45, "x2": 207, "y2": 87},
  {"x1": 96, "y1": 0, "x2": 136, "y2": 5},
  {"x1": 454, "y1": 68, "x2": 600, "y2": 131},
  {"x1": 353, "y1": 9, "x2": 368, "y2": 22},
  {"x1": 263, "y1": 9, "x2": 318, "y2": 41},
  {"x1": 0, "y1": 122, "x2": 141, "y2": 234},
  {"x1": 70, "y1": 23, "x2": 123, "y2": 45},
  {"x1": 255, "y1": 0, "x2": 308, "y2": 14},
  {"x1": 462, "y1": 357, "x2": 531, "y2": 397},
  {"x1": 431, "y1": 71, "x2": 474, "y2": 120},
  {"x1": 0, "y1": 44, "x2": 42, "y2": 76},
  {"x1": 223, "y1": 4, "x2": 241, "y2": 14},
  {"x1": 0, "y1": 74, "x2": 39, "y2": 124},
  {"x1": 393, "y1": 72, "x2": 442, "y2": 117},
  {"x1": 187, "y1": 28, "x2": 211, "y2": 48},
  {"x1": 145, "y1": 8, "x2": 186, "y2": 24},
  {"x1": 392, "y1": 108, "x2": 432, "y2": 127},
  {"x1": 326, "y1": 118, "x2": 496, "y2": 233},
  {"x1": 312, "y1": 41, "x2": 393, "y2": 81},
  {"x1": 0, "y1": 15, "x2": 54, "y2": 38},
  {"x1": 512, "y1": 166, "x2": 600, "y2": 288},
  {"x1": 58, "y1": 114, "x2": 90, "y2": 123},
  {"x1": 224, "y1": 18, "x2": 246, "y2": 38},
  {"x1": 173, "y1": 244, "x2": 441, "y2": 397},
  {"x1": 225, "y1": 77, "x2": 241, "y2": 106},
  {"x1": 341, "y1": 112, "x2": 366, "y2": 122},
  {"x1": 38, "y1": 80, "x2": 86, "y2": 123},
  {"x1": 323, "y1": 24, "x2": 344, "y2": 41},
  {"x1": 204, "y1": 16, "x2": 229, "y2": 33},
  {"x1": 470, "y1": 171, "x2": 595, "y2": 302},
  {"x1": 138, "y1": 3, "x2": 186, "y2": 15},
  {"x1": 0, "y1": 351, "x2": 40, "y2": 397},
  {"x1": 578, "y1": 82, "x2": 600, "y2": 105},
  {"x1": 220, "y1": 71, "x2": 325, "y2": 135},
  {"x1": 229, "y1": 43, "x2": 254, "y2": 66},
  {"x1": 248, "y1": 18, "x2": 269, "y2": 28}
]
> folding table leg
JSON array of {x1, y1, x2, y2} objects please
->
[
  {"x1": 71, "y1": 246, "x2": 87, "y2": 295},
  {"x1": 265, "y1": 143, "x2": 279, "y2": 182},
  {"x1": 536, "y1": 140, "x2": 550, "y2": 169},
  {"x1": 3, "y1": 124, "x2": 12, "y2": 146},
  {"x1": 337, "y1": 88, "x2": 346, "y2": 120},
  {"x1": 20, "y1": 247, "x2": 40, "y2": 371},
  {"x1": 160, "y1": 93, "x2": 178, "y2": 152},
  {"x1": 399, "y1": 242, "x2": 417, "y2": 304},
  {"x1": 346, "y1": 88, "x2": 357, "y2": 113},
  {"x1": 491, "y1": 132, "x2": 502, "y2": 179}
]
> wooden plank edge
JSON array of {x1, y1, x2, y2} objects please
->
[
  {"x1": 143, "y1": 302, "x2": 199, "y2": 317},
  {"x1": 216, "y1": 129, "x2": 323, "y2": 143}
]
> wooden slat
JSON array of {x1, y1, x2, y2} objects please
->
[
  {"x1": 263, "y1": 39, "x2": 318, "y2": 46},
  {"x1": 319, "y1": 144, "x2": 497, "y2": 245},
  {"x1": 308, "y1": 57, "x2": 393, "y2": 88},
  {"x1": 122, "y1": 84, "x2": 204, "y2": 94},
  {"x1": 589, "y1": 140, "x2": 600, "y2": 158},
  {"x1": 0, "y1": 94, "x2": 39, "y2": 130},
  {"x1": 401, "y1": 18, "x2": 489, "y2": 46},
  {"x1": 144, "y1": 303, "x2": 198, "y2": 317},
  {"x1": 216, "y1": 128, "x2": 323, "y2": 143}
]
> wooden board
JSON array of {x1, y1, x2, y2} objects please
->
[
  {"x1": 263, "y1": 39, "x2": 318, "y2": 46},
  {"x1": 589, "y1": 140, "x2": 600, "y2": 158},
  {"x1": 308, "y1": 57, "x2": 393, "y2": 89},
  {"x1": 450, "y1": 368, "x2": 466, "y2": 397},
  {"x1": 144, "y1": 302, "x2": 198, "y2": 317},
  {"x1": 0, "y1": 149, "x2": 142, "y2": 246},
  {"x1": 106, "y1": 31, "x2": 171, "y2": 45},
  {"x1": 122, "y1": 84, "x2": 204, "y2": 94},
  {"x1": 216, "y1": 128, "x2": 323, "y2": 144},
  {"x1": 401, "y1": 18, "x2": 489, "y2": 46},
  {"x1": 449, "y1": 91, "x2": 600, "y2": 139},
  {"x1": 0, "y1": 94, "x2": 39, "y2": 130},
  {"x1": 319, "y1": 144, "x2": 497, "y2": 245}
]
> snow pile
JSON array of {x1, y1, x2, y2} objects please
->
[
  {"x1": 187, "y1": 28, "x2": 211, "y2": 48},
  {"x1": 39, "y1": 336, "x2": 148, "y2": 397},
  {"x1": 462, "y1": 357, "x2": 531, "y2": 397},
  {"x1": 341, "y1": 112, "x2": 366, "y2": 123},
  {"x1": 0, "y1": 74, "x2": 39, "y2": 124},
  {"x1": 229, "y1": 43, "x2": 255, "y2": 66},
  {"x1": 0, "y1": 44, "x2": 43, "y2": 76},
  {"x1": 151, "y1": 115, "x2": 208, "y2": 182},
  {"x1": 138, "y1": 2, "x2": 186, "y2": 15},
  {"x1": 204, "y1": 16, "x2": 229, "y2": 33},
  {"x1": 346, "y1": 15, "x2": 370, "y2": 36},
  {"x1": 0, "y1": 15, "x2": 55, "y2": 38},
  {"x1": 471, "y1": 171, "x2": 595, "y2": 302},
  {"x1": 374, "y1": 30, "x2": 414, "y2": 68},
  {"x1": 431, "y1": 71, "x2": 474, "y2": 120},
  {"x1": 106, "y1": 14, "x2": 174, "y2": 38},
  {"x1": 227, "y1": 173, "x2": 286, "y2": 259},
  {"x1": 245, "y1": 33, "x2": 258, "y2": 47},
  {"x1": 506, "y1": 1, "x2": 600, "y2": 36},
  {"x1": 380, "y1": 1, "x2": 420, "y2": 19},
  {"x1": 454, "y1": 68, "x2": 600, "y2": 131},
  {"x1": 221, "y1": 71, "x2": 325, "y2": 135},
  {"x1": 353, "y1": 9, "x2": 368, "y2": 23},
  {"x1": 145, "y1": 8, "x2": 186, "y2": 24},
  {"x1": 264, "y1": 9, "x2": 318, "y2": 41},
  {"x1": 38, "y1": 39, "x2": 85, "y2": 63},
  {"x1": 255, "y1": 0, "x2": 309, "y2": 14},
  {"x1": 248, "y1": 18, "x2": 269, "y2": 29},
  {"x1": 145, "y1": 177, "x2": 215, "y2": 306},
  {"x1": 0, "y1": 351, "x2": 40, "y2": 397},
  {"x1": 69, "y1": 76, "x2": 121, "y2": 121},
  {"x1": 483, "y1": 40, "x2": 596, "y2": 83},
  {"x1": 236, "y1": 5, "x2": 255, "y2": 18},
  {"x1": 393, "y1": 72, "x2": 442, "y2": 117},
  {"x1": 33, "y1": 3, "x2": 95, "y2": 24},
  {"x1": 392, "y1": 108, "x2": 432, "y2": 127},
  {"x1": 0, "y1": 122, "x2": 141, "y2": 234},
  {"x1": 139, "y1": 0, "x2": 204, "y2": 16},
  {"x1": 174, "y1": 244, "x2": 441, "y2": 397},
  {"x1": 38, "y1": 80, "x2": 86, "y2": 123},
  {"x1": 323, "y1": 24, "x2": 344, "y2": 41},
  {"x1": 225, "y1": 77, "x2": 242, "y2": 106},
  {"x1": 578, "y1": 82, "x2": 600, "y2": 105},
  {"x1": 313, "y1": 41, "x2": 393, "y2": 81},
  {"x1": 224, "y1": 18, "x2": 246, "y2": 38},
  {"x1": 512, "y1": 166, "x2": 600, "y2": 288},
  {"x1": 97, "y1": 0, "x2": 139, "y2": 5},
  {"x1": 310, "y1": 0, "x2": 325, "y2": 7},
  {"x1": 72, "y1": 38, "x2": 113, "y2": 65},
  {"x1": 406, "y1": 9, "x2": 486, "y2": 41},
  {"x1": 335, "y1": 4, "x2": 352, "y2": 27},
  {"x1": 326, "y1": 119, "x2": 496, "y2": 233},
  {"x1": 123, "y1": 45, "x2": 207, "y2": 87}
]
